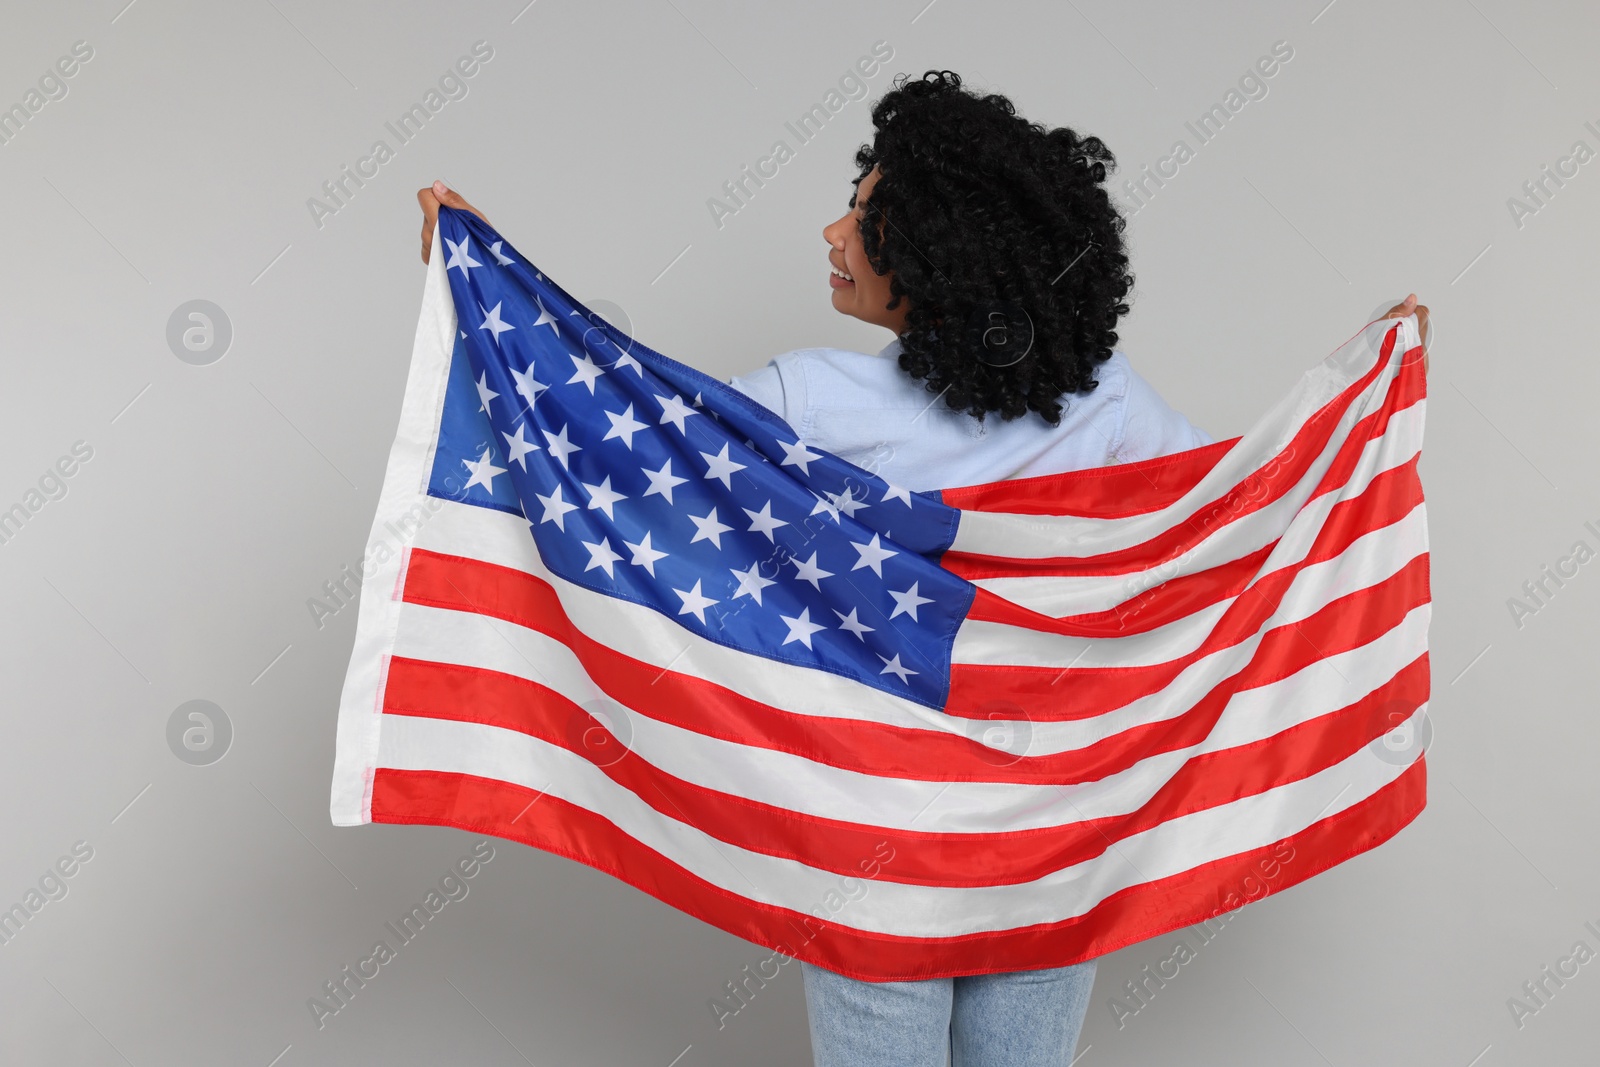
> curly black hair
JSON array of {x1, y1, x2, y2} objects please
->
[{"x1": 853, "y1": 70, "x2": 1132, "y2": 425}]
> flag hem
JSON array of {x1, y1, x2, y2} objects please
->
[{"x1": 329, "y1": 220, "x2": 459, "y2": 827}]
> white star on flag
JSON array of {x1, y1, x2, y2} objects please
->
[
  {"x1": 673, "y1": 579, "x2": 718, "y2": 623},
  {"x1": 510, "y1": 363, "x2": 548, "y2": 410},
  {"x1": 792, "y1": 551, "x2": 834, "y2": 590},
  {"x1": 536, "y1": 485, "x2": 580, "y2": 530},
  {"x1": 581, "y1": 476, "x2": 627, "y2": 519},
  {"x1": 850, "y1": 533, "x2": 898, "y2": 577},
  {"x1": 883, "y1": 483, "x2": 913, "y2": 506},
  {"x1": 444, "y1": 236, "x2": 481, "y2": 276},
  {"x1": 488, "y1": 240, "x2": 515, "y2": 265},
  {"x1": 542, "y1": 424, "x2": 582, "y2": 468},
  {"x1": 641, "y1": 459, "x2": 688, "y2": 504},
  {"x1": 603, "y1": 404, "x2": 649, "y2": 449},
  {"x1": 566, "y1": 353, "x2": 605, "y2": 393},
  {"x1": 832, "y1": 487, "x2": 869, "y2": 518},
  {"x1": 688, "y1": 507, "x2": 734, "y2": 548},
  {"x1": 478, "y1": 301, "x2": 515, "y2": 346},
  {"x1": 810, "y1": 492, "x2": 842, "y2": 523},
  {"x1": 531, "y1": 295, "x2": 560, "y2": 336},
  {"x1": 700, "y1": 444, "x2": 748, "y2": 489},
  {"x1": 730, "y1": 562, "x2": 776, "y2": 605},
  {"x1": 656, "y1": 393, "x2": 699, "y2": 434},
  {"x1": 623, "y1": 531, "x2": 668, "y2": 576},
  {"x1": 834, "y1": 607, "x2": 875, "y2": 640},
  {"x1": 475, "y1": 371, "x2": 499, "y2": 413},
  {"x1": 877, "y1": 652, "x2": 918, "y2": 683},
  {"x1": 779, "y1": 607, "x2": 827, "y2": 649},
  {"x1": 501, "y1": 423, "x2": 539, "y2": 469},
  {"x1": 779, "y1": 438, "x2": 823, "y2": 475},
  {"x1": 462, "y1": 448, "x2": 506, "y2": 492},
  {"x1": 888, "y1": 581, "x2": 934, "y2": 621},
  {"x1": 743, "y1": 501, "x2": 788, "y2": 542},
  {"x1": 581, "y1": 538, "x2": 623, "y2": 577}
]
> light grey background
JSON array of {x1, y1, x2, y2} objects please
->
[{"x1": 1, "y1": 1, "x2": 1595, "y2": 1064}]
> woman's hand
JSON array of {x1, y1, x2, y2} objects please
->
[
  {"x1": 1382, "y1": 293, "x2": 1430, "y2": 375},
  {"x1": 417, "y1": 180, "x2": 491, "y2": 264}
]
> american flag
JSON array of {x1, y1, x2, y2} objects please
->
[{"x1": 330, "y1": 205, "x2": 1430, "y2": 980}]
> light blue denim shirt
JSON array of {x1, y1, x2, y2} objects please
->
[{"x1": 727, "y1": 337, "x2": 1214, "y2": 492}]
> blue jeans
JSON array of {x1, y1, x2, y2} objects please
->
[{"x1": 801, "y1": 959, "x2": 1097, "y2": 1067}]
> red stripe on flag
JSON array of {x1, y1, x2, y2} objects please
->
[
  {"x1": 938, "y1": 436, "x2": 1238, "y2": 517},
  {"x1": 368, "y1": 753, "x2": 1426, "y2": 980}
]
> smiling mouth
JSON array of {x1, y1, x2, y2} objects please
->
[{"x1": 829, "y1": 264, "x2": 855, "y2": 286}]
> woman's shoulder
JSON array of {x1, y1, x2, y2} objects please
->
[
  {"x1": 798, "y1": 342, "x2": 928, "y2": 401},
  {"x1": 1109, "y1": 350, "x2": 1215, "y2": 460},
  {"x1": 726, "y1": 341, "x2": 907, "y2": 429}
]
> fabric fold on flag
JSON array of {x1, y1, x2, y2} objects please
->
[{"x1": 329, "y1": 205, "x2": 1430, "y2": 981}]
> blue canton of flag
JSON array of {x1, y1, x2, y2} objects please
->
[{"x1": 425, "y1": 207, "x2": 976, "y2": 707}]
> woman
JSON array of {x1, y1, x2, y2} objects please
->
[{"x1": 417, "y1": 69, "x2": 1428, "y2": 1067}]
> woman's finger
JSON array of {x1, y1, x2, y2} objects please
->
[
  {"x1": 1383, "y1": 293, "x2": 1418, "y2": 319},
  {"x1": 432, "y1": 180, "x2": 490, "y2": 224}
]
